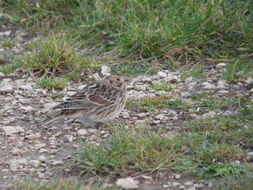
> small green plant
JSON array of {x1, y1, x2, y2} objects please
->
[
  {"x1": 140, "y1": 94, "x2": 172, "y2": 112},
  {"x1": 198, "y1": 163, "x2": 250, "y2": 182},
  {"x1": 212, "y1": 173, "x2": 253, "y2": 190},
  {"x1": 152, "y1": 82, "x2": 174, "y2": 92},
  {"x1": 0, "y1": 39, "x2": 15, "y2": 48},
  {"x1": 172, "y1": 159, "x2": 199, "y2": 174},
  {"x1": 0, "y1": 63, "x2": 21, "y2": 74},
  {"x1": 37, "y1": 77, "x2": 69, "y2": 89},
  {"x1": 18, "y1": 33, "x2": 86, "y2": 77}
]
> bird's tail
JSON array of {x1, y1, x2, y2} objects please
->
[{"x1": 40, "y1": 110, "x2": 63, "y2": 126}]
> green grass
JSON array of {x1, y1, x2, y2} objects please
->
[
  {"x1": 152, "y1": 81, "x2": 174, "y2": 91},
  {"x1": 1, "y1": 0, "x2": 253, "y2": 80},
  {"x1": 77, "y1": 126, "x2": 182, "y2": 175},
  {"x1": 18, "y1": 33, "x2": 87, "y2": 77},
  {"x1": 36, "y1": 77, "x2": 69, "y2": 89},
  {"x1": 197, "y1": 163, "x2": 250, "y2": 182},
  {"x1": 0, "y1": 39, "x2": 15, "y2": 48},
  {"x1": 75, "y1": 107, "x2": 252, "y2": 180},
  {"x1": 212, "y1": 173, "x2": 253, "y2": 190}
]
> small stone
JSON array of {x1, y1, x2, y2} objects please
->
[
  {"x1": 77, "y1": 129, "x2": 88, "y2": 136},
  {"x1": 20, "y1": 105, "x2": 34, "y2": 112},
  {"x1": 246, "y1": 152, "x2": 253, "y2": 161},
  {"x1": 152, "y1": 120, "x2": 160, "y2": 125},
  {"x1": 2, "y1": 126, "x2": 24, "y2": 135},
  {"x1": 38, "y1": 155, "x2": 47, "y2": 162},
  {"x1": 37, "y1": 172, "x2": 46, "y2": 179},
  {"x1": 19, "y1": 84, "x2": 33, "y2": 91},
  {"x1": 202, "y1": 82, "x2": 216, "y2": 89},
  {"x1": 0, "y1": 31, "x2": 11, "y2": 36},
  {"x1": 137, "y1": 113, "x2": 147, "y2": 118},
  {"x1": 52, "y1": 160, "x2": 64, "y2": 166},
  {"x1": 30, "y1": 160, "x2": 40, "y2": 167},
  {"x1": 158, "y1": 71, "x2": 167, "y2": 78},
  {"x1": 155, "y1": 114, "x2": 168, "y2": 121},
  {"x1": 181, "y1": 92, "x2": 190, "y2": 98},
  {"x1": 0, "y1": 85, "x2": 13, "y2": 93},
  {"x1": 165, "y1": 74, "x2": 179, "y2": 83},
  {"x1": 141, "y1": 76, "x2": 152, "y2": 82},
  {"x1": 34, "y1": 143, "x2": 47, "y2": 150},
  {"x1": 121, "y1": 111, "x2": 130, "y2": 119},
  {"x1": 216, "y1": 63, "x2": 226, "y2": 68},
  {"x1": 194, "y1": 183, "x2": 205, "y2": 189},
  {"x1": 184, "y1": 181, "x2": 194, "y2": 186},
  {"x1": 245, "y1": 78, "x2": 253, "y2": 85},
  {"x1": 198, "y1": 111, "x2": 216, "y2": 119},
  {"x1": 163, "y1": 184, "x2": 170, "y2": 188},
  {"x1": 11, "y1": 148, "x2": 24, "y2": 155},
  {"x1": 179, "y1": 185, "x2": 186, "y2": 190},
  {"x1": 174, "y1": 174, "x2": 181, "y2": 179},
  {"x1": 116, "y1": 177, "x2": 139, "y2": 189},
  {"x1": 25, "y1": 133, "x2": 41, "y2": 140},
  {"x1": 135, "y1": 84, "x2": 148, "y2": 91},
  {"x1": 250, "y1": 89, "x2": 253, "y2": 95},
  {"x1": 101, "y1": 65, "x2": 111, "y2": 76},
  {"x1": 65, "y1": 135, "x2": 74, "y2": 143},
  {"x1": 172, "y1": 182, "x2": 181, "y2": 187}
]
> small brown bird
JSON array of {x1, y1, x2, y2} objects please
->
[{"x1": 41, "y1": 75, "x2": 128, "y2": 127}]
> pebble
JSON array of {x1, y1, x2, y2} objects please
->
[
  {"x1": 38, "y1": 155, "x2": 47, "y2": 162},
  {"x1": 202, "y1": 82, "x2": 216, "y2": 89},
  {"x1": 52, "y1": 160, "x2": 64, "y2": 166},
  {"x1": 184, "y1": 181, "x2": 194, "y2": 186},
  {"x1": 165, "y1": 74, "x2": 179, "y2": 83},
  {"x1": 245, "y1": 78, "x2": 253, "y2": 85},
  {"x1": 181, "y1": 92, "x2": 190, "y2": 98},
  {"x1": 30, "y1": 160, "x2": 40, "y2": 167},
  {"x1": 34, "y1": 143, "x2": 47, "y2": 150},
  {"x1": 116, "y1": 177, "x2": 139, "y2": 189},
  {"x1": 101, "y1": 65, "x2": 111, "y2": 76},
  {"x1": 172, "y1": 182, "x2": 181, "y2": 187},
  {"x1": 174, "y1": 174, "x2": 181, "y2": 179},
  {"x1": 77, "y1": 129, "x2": 89, "y2": 136},
  {"x1": 121, "y1": 111, "x2": 130, "y2": 119},
  {"x1": 158, "y1": 71, "x2": 167, "y2": 78},
  {"x1": 11, "y1": 148, "x2": 24, "y2": 155},
  {"x1": 2, "y1": 126, "x2": 25, "y2": 135},
  {"x1": 19, "y1": 84, "x2": 33, "y2": 91},
  {"x1": 216, "y1": 62, "x2": 226, "y2": 68},
  {"x1": 198, "y1": 111, "x2": 216, "y2": 119}
]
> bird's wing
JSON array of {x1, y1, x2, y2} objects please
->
[{"x1": 52, "y1": 82, "x2": 120, "y2": 110}]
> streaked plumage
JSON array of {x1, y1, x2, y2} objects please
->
[{"x1": 41, "y1": 75, "x2": 127, "y2": 127}]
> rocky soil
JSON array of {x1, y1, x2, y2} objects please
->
[{"x1": 0, "y1": 22, "x2": 253, "y2": 190}]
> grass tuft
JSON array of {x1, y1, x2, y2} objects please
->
[
  {"x1": 36, "y1": 77, "x2": 69, "y2": 90},
  {"x1": 18, "y1": 33, "x2": 86, "y2": 77}
]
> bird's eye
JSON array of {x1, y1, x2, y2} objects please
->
[{"x1": 116, "y1": 78, "x2": 120, "y2": 81}]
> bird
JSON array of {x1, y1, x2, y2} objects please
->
[{"x1": 41, "y1": 75, "x2": 128, "y2": 127}]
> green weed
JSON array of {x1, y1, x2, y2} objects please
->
[
  {"x1": 198, "y1": 163, "x2": 250, "y2": 182},
  {"x1": 17, "y1": 33, "x2": 87, "y2": 77},
  {"x1": 37, "y1": 77, "x2": 69, "y2": 89},
  {"x1": 152, "y1": 82, "x2": 174, "y2": 92}
]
